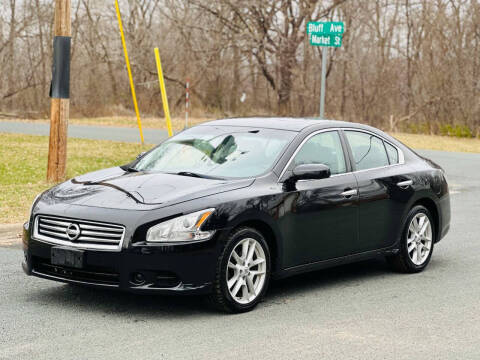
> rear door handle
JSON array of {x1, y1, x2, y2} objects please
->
[
  {"x1": 396, "y1": 180, "x2": 413, "y2": 188},
  {"x1": 340, "y1": 189, "x2": 358, "y2": 198}
]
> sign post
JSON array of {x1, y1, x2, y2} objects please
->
[
  {"x1": 320, "y1": 47, "x2": 327, "y2": 119},
  {"x1": 185, "y1": 79, "x2": 189, "y2": 129},
  {"x1": 307, "y1": 21, "x2": 344, "y2": 119}
]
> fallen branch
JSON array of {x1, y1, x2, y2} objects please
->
[{"x1": 389, "y1": 96, "x2": 443, "y2": 132}]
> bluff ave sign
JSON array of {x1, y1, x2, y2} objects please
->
[{"x1": 306, "y1": 21, "x2": 345, "y2": 118}]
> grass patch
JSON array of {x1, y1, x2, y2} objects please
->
[
  {"x1": 392, "y1": 133, "x2": 480, "y2": 153},
  {"x1": 0, "y1": 133, "x2": 152, "y2": 224}
]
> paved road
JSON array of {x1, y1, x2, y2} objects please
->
[
  {"x1": 1, "y1": 147, "x2": 480, "y2": 359},
  {"x1": 0, "y1": 120, "x2": 169, "y2": 143}
]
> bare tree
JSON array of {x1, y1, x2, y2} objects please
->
[{"x1": 0, "y1": 0, "x2": 478, "y2": 136}]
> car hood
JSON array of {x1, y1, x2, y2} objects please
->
[{"x1": 46, "y1": 167, "x2": 254, "y2": 210}]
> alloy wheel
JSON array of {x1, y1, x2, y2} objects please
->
[
  {"x1": 226, "y1": 238, "x2": 267, "y2": 304},
  {"x1": 407, "y1": 213, "x2": 433, "y2": 266}
]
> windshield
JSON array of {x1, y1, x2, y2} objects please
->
[{"x1": 134, "y1": 125, "x2": 296, "y2": 178}]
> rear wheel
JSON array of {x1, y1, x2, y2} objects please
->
[
  {"x1": 208, "y1": 227, "x2": 271, "y2": 313},
  {"x1": 387, "y1": 205, "x2": 435, "y2": 273}
]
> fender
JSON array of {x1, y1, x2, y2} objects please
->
[
  {"x1": 398, "y1": 188, "x2": 442, "y2": 246},
  {"x1": 218, "y1": 207, "x2": 286, "y2": 274}
]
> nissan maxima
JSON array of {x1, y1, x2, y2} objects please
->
[{"x1": 23, "y1": 118, "x2": 451, "y2": 313}]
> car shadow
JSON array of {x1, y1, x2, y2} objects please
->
[
  {"x1": 30, "y1": 283, "x2": 212, "y2": 317},
  {"x1": 267, "y1": 257, "x2": 390, "y2": 300},
  {"x1": 29, "y1": 257, "x2": 442, "y2": 316}
]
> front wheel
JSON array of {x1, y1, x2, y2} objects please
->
[
  {"x1": 387, "y1": 205, "x2": 435, "y2": 273},
  {"x1": 208, "y1": 227, "x2": 271, "y2": 313}
]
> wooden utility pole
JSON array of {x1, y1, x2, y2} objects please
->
[{"x1": 47, "y1": 0, "x2": 71, "y2": 182}]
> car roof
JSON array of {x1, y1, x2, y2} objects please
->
[
  {"x1": 198, "y1": 117, "x2": 366, "y2": 132},
  {"x1": 197, "y1": 117, "x2": 416, "y2": 161}
]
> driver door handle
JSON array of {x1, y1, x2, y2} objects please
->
[
  {"x1": 396, "y1": 180, "x2": 413, "y2": 188},
  {"x1": 340, "y1": 189, "x2": 358, "y2": 198}
]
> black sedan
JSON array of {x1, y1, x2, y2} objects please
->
[{"x1": 23, "y1": 118, "x2": 451, "y2": 313}]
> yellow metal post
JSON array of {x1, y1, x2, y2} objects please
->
[
  {"x1": 115, "y1": 0, "x2": 144, "y2": 144},
  {"x1": 154, "y1": 48, "x2": 173, "y2": 137}
]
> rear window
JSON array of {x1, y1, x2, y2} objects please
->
[
  {"x1": 384, "y1": 142, "x2": 399, "y2": 164},
  {"x1": 345, "y1": 131, "x2": 389, "y2": 171}
]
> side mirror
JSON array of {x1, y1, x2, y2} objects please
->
[
  {"x1": 292, "y1": 163, "x2": 331, "y2": 181},
  {"x1": 136, "y1": 152, "x2": 146, "y2": 160},
  {"x1": 284, "y1": 164, "x2": 331, "y2": 190}
]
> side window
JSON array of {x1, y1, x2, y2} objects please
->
[
  {"x1": 384, "y1": 142, "x2": 399, "y2": 164},
  {"x1": 293, "y1": 131, "x2": 346, "y2": 175},
  {"x1": 345, "y1": 131, "x2": 389, "y2": 171}
]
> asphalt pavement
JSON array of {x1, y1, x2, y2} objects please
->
[{"x1": 0, "y1": 125, "x2": 479, "y2": 359}]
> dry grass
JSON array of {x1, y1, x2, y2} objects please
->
[
  {"x1": 0, "y1": 133, "x2": 152, "y2": 224},
  {"x1": 392, "y1": 132, "x2": 480, "y2": 153}
]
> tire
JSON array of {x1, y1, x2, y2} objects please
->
[
  {"x1": 207, "y1": 227, "x2": 271, "y2": 313},
  {"x1": 387, "y1": 205, "x2": 435, "y2": 273}
]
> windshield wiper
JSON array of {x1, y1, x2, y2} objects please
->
[
  {"x1": 123, "y1": 166, "x2": 139, "y2": 172},
  {"x1": 176, "y1": 171, "x2": 205, "y2": 178},
  {"x1": 174, "y1": 171, "x2": 225, "y2": 180}
]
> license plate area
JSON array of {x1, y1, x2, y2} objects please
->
[{"x1": 51, "y1": 247, "x2": 84, "y2": 269}]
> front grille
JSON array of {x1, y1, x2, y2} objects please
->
[
  {"x1": 32, "y1": 257, "x2": 119, "y2": 286},
  {"x1": 34, "y1": 215, "x2": 125, "y2": 251}
]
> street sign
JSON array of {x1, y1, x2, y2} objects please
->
[
  {"x1": 307, "y1": 21, "x2": 344, "y2": 35},
  {"x1": 309, "y1": 34, "x2": 342, "y2": 47},
  {"x1": 306, "y1": 21, "x2": 345, "y2": 119}
]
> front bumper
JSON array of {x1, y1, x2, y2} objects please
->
[{"x1": 22, "y1": 223, "x2": 222, "y2": 295}]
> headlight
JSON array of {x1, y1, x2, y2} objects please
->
[
  {"x1": 29, "y1": 193, "x2": 43, "y2": 218},
  {"x1": 146, "y1": 208, "x2": 215, "y2": 243}
]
